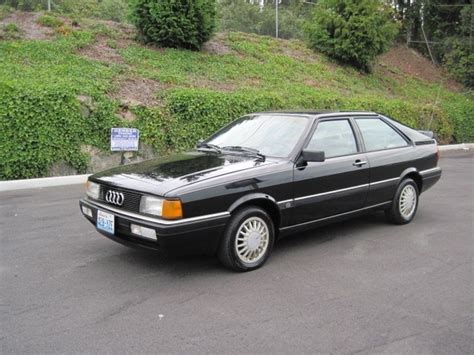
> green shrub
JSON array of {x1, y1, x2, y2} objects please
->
[
  {"x1": 442, "y1": 37, "x2": 474, "y2": 89},
  {"x1": 305, "y1": 0, "x2": 398, "y2": 71},
  {"x1": 1, "y1": 22, "x2": 22, "y2": 40},
  {"x1": 441, "y1": 95, "x2": 474, "y2": 143},
  {"x1": 0, "y1": 85, "x2": 118, "y2": 180},
  {"x1": 444, "y1": 4, "x2": 474, "y2": 89},
  {"x1": 132, "y1": 0, "x2": 217, "y2": 50},
  {"x1": 4, "y1": 22, "x2": 19, "y2": 32},
  {"x1": 0, "y1": 86, "x2": 84, "y2": 179},
  {"x1": 159, "y1": 88, "x2": 456, "y2": 151},
  {"x1": 37, "y1": 14, "x2": 64, "y2": 28},
  {"x1": 134, "y1": 106, "x2": 171, "y2": 153},
  {"x1": 0, "y1": 83, "x2": 463, "y2": 180}
]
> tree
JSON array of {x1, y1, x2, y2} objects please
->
[
  {"x1": 132, "y1": 0, "x2": 217, "y2": 50},
  {"x1": 218, "y1": 0, "x2": 311, "y2": 39},
  {"x1": 305, "y1": 0, "x2": 399, "y2": 71},
  {"x1": 392, "y1": 0, "x2": 472, "y2": 88}
]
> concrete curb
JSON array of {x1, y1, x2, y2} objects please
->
[
  {"x1": 438, "y1": 143, "x2": 474, "y2": 152},
  {"x1": 0, "y1": 174, "x2": 91, "y2": 192},
  {"x1": 0, "y1": 144, "x2": 472, "y2": 192}
]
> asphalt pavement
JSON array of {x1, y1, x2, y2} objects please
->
[{"x1": 1, "y1": 153, "x2": 472, "y2": 354}]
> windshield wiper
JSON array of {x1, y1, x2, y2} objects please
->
[
  {"x1": 222, "y1": 146, "x2": 266, "y2": 161},
  {"x1": 196, "y1": 142, "x2": 222, "y2": 154}
]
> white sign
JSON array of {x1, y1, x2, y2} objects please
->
[{"x1": 111, "y1": 128, "x2": 140, "y2": 152}]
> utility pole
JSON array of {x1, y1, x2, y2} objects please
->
[
  {"x1": 276, "y1": 0, "x2": 279, "y2": 38},
  {"x1": 470, "y1": 3, "x2": 473, "y2": 52}
]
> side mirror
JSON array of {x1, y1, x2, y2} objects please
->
[{"x1": 302, "y1": 150, "x2": 325, "y2": 162}]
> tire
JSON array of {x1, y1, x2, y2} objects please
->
[
  {"x1": 217, "y1": 206, "x2": 275, "y2": 272},
  {"x1": 385, "y1": 178, "x2": 419, "y2": 225}
]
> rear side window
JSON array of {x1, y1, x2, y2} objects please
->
[
  {"x1": 306, "y1": 119, "x2": 358, "y2": 158},
  {"x1": 356, "y1": 118, "x2": 408, "y2": 152}
]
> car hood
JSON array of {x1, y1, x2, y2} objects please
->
[{"x1": 91, "y1": 151, "x2": 277, "y2": 196}]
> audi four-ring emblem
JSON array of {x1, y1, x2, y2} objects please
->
[{"x1": 105, "y1": 190, "x2": 125, "y2": 206}]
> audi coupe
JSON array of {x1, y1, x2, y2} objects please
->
[{"x1": 80, "y1": 111, "x2": 442, "y2": 271}]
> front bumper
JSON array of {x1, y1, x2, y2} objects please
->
[{"x1": 79, "y1": 198, "x2": 229, "y2": 255}]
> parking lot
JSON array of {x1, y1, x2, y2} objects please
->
[{"x1": 1, "y1": 153, "x2": 472, "y2": 353}]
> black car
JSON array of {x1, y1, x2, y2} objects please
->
[{"x1": 80, "y1": 111, "x2": 442, "y2": 271}]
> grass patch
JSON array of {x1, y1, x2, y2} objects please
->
[{"x1": 37, "y1": 14, "x2": 64, "y2": 28}]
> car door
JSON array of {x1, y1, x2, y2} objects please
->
[
  {"x1": 291, "y1": 118, "x2": 370, "y2": 225},
  {"x1": 353, "y1": 116, "x2": 413, "y2": 206}
]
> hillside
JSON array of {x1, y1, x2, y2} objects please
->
[{"x1": 0, "y1": 10, "x2": 472, "y2": 180}]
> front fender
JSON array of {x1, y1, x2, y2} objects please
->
[{"x1": 228, "y1": 193, "x2": 278, "y2": 213}]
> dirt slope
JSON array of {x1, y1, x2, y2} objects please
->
[{"x1": 376, "y1": 45, "x2": 461, "y2": 91}]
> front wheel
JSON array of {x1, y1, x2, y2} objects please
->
[
  {"x1": 217, "y1": 206, "x2": 275, "y2": 272},
  {"x1": 385, "y1": 178, "x2": 419, "y2": 225}
]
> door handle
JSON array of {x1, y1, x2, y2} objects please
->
[{"x1": 353, "y1": 160, "x2": 367, "y2": 167}]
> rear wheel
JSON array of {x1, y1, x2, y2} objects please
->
[
  {"x1": 217, "y1": 206, "x2": 275, "y2": 272},
  {"x1": 385, "y1": 178, "x2": 419, "y2": 225}
]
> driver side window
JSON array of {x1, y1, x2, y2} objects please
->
[{"x1": 306, "y1": 119, "x2": 358, "y2": 158}]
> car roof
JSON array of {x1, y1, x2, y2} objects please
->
[{"x1": 252, "y1": 110, "x2": 378, "y2": 118}]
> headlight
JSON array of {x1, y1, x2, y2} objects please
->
[
  {"x1": 140, "y1": 196, "x2": 164, "y2": 216},
  {"x1": 86, "y1": 181, "x2": 100, "y2": 199},
  {"x1": 140, "y1": 196, "x2": 183, "y2": 220}
]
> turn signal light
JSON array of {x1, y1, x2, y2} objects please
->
[{"x1": 162, "y1": 200, "x2": 183, "y2": 220}]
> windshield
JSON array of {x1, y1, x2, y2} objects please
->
[{"x1": 205, "y1": 115, "x2": 309, "y2": 157}]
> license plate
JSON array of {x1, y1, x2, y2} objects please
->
[{"x1": 97, "y1": 210, "x2": 115, "y2": 234}]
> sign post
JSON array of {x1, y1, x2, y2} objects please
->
[{"x1": 110, "y1": 128, "x2": 140, "y2": 165}]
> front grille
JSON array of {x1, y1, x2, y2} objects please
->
[{"x1": 99, "y1": 186, "x2": 142, "y2": 213}]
